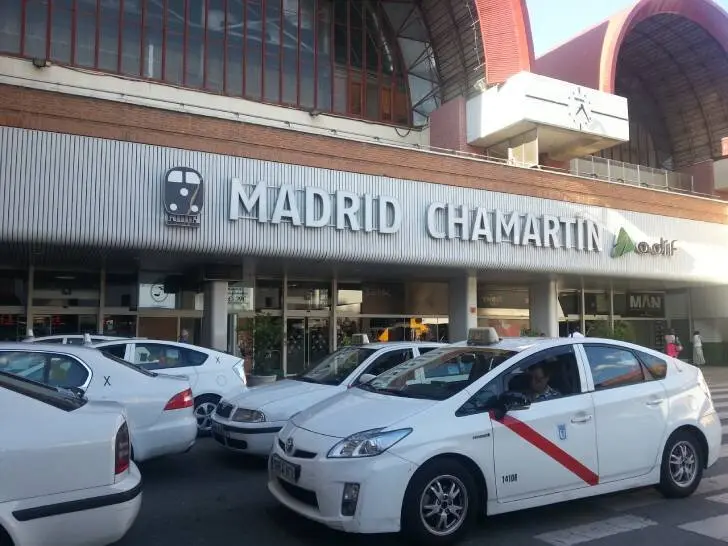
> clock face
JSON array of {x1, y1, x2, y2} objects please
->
[{"x1": 568, "y1": 87, "x2": 592, "y2": 131}]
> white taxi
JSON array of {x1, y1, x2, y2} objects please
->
[
  {"x1": 212, "y1": 342, "x2": 443, "y2": 456},
  {"x1": 93, "y1": 339, "x2": 247, "y2": 434},
  {"x1": 268, "y1": 328, "x2": 721, "y2": 545}
]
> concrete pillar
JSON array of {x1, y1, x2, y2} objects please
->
[
  {"x1": 449, "y1": 274, "x2": 478, "y2": 342},
  {"x1": 529, "y1": 280, "x2": 559, "y2": 337},
  {"x1": 201, "y1": 281, "x2": 228, "y2": 351}
]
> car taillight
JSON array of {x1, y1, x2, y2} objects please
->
[
  {"x1": 115, "y1": 422, "x2": 130, "y2": 475},
  {"x1": 233, "y1": 361, "x2": 247, "y2": 385},
  {"x1": 164, "y1": 388, "x2": 194, "y2": 411}
]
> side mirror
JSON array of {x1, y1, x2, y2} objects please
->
[
  {"x1": 358, "y1": 373, "x2": 377, "y2": 385},
  {"x1": 492, "y1": 391, "x2": 531, "y2": 420}
]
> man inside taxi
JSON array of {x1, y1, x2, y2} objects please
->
[{"x1": 527, "y1": 364, "x2": 561, "y2": 402}]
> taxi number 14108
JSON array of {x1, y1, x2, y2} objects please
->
[{"x1": 502, "y1": 473, "x2": 518, "y2": 484}]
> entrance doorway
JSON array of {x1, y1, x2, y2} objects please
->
[
  {"x1": 138, "y1": 316, "x2": 178, "y2": 341},
  {"x1": 286, "y1": 315, "x2": 330, "y2": 375}
]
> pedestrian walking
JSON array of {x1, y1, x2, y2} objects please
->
[
  {"x1": 569, "y1": 325, "x2": 584, "y2": 338},
  {"x1": 664, "y1": 329, "x2": 683, "y2": 359},
  {"x1": 693, "y1": 330, "x2": 706, "y2": 366}
]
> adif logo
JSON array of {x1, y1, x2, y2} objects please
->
[
  {"x1": 611, "y1": 227, "x2": 677, "y2": 258},
  {"x1": 164, "y1": 167, "x2": 204, "y2": 227}
]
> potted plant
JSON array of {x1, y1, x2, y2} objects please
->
[{"x1": 238, "y1": 313, "x2": 283, "y2": 387}]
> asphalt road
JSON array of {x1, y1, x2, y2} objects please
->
[{"x1": 114, "y1": 373, "x2": 728, "y2": 546}]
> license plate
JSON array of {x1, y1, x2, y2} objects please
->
[
  {"x1": 271, "y1": 454, "x2": 300, "y2": 484},
  {"x1": 212, "y1": 422, "x2": 226, "y2": 437}
]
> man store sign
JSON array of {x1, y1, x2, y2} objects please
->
[{"x1": 611, "y1": 228, "x2": 677, "y2": 258}]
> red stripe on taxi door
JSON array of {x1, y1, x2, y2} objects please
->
[{"x1": 490, "y1": 412, "x2": 599, "y2": 486}]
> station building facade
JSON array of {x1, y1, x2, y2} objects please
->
[{"x1": 2, "y1": 0, "x2": 728, "y2": 373}]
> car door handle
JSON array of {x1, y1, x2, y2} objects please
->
[
  {"x1": 646, "y1": 399, "x2": 665, "y2": 407},
  {"x1": 571, "y1": 415, "x2": 592, "y2": 424}
]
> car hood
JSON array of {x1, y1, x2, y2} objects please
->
[
  {"x1": 292, "y1": 388, "x2": 437, "y2": 438},
  {"x1": 228, "y1": 379, "x2": 338, "y2": 420}
]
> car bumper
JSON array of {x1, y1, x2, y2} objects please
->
[
  {"x1": 701, "y1": 409, "x2": 722, "y2": 467},
  {"x1": 211, "y1": 414, "x2": 284, "y2": 456},
  {"x1": 132, "y1": 414, "x2": 197, "y2": 462},
  {"x1": 5, "y1": 463, "x2": 142, "y2": 546},
  {"x1": 266, "y1": 429, "x2": 417, "y2": 534}
]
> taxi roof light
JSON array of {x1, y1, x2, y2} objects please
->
[
  {"x1": 467, "y1": 327, "x2": 500, "y2": 346},
  {"x1": 351, "y1": 333, "x2": 370, "y2": 345}
]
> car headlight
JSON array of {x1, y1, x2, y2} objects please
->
[
  {"x1": 231, "y1": 408, "x2": 266, "y2": 423},
  {"x1": 327, "y1": 428, "x2": 412, "y2": 458}
]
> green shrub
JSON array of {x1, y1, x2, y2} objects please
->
[
  {"x1": 238, "y1": 313, "x2": 283, "y2": 375},
  {"x1": 587, "y1": 320, "x2": 636, "y2": 342}
]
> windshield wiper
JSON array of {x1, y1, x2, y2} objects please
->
[
  {"x1": 292, "y1": 376, "x2": 321, "y2": 384},
  {"x1": 367, "y1": 386, "x2": 407, "y2": 397}
]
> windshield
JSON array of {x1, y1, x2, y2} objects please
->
[
  {"x1": 361, "y1": 346, "x2": 517, "y2": 401},
  {"x1": 295, "y1": 346, "x2": 377, "y2": 386}
]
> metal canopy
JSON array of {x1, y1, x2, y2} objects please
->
[
  {"x1": 615, "y1": 13, "x2": 728, "y2": 169},
  {"x1": 415, "y1": 0, "x2": 484, "y2": 102}
]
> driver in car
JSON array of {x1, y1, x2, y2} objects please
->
[{"x1": 527, "y1": 364, "x2": 561, "y2": 402}]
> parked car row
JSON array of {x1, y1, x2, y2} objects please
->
[
  {"x1": 25, "y1": 335, "x2": 248, "y2": 434},
  {"x1": 211, "y1": 328, "x2": 723, "y2": 545},
  {"x1": 3, "y1": 328, "x2": 723, "y2": 545},
  {"x1": 1, "y1": 335, "x2": 249, "y2": 546}
]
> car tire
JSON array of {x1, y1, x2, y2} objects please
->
[
  {"x1": 194, "y1": 394, "x2": 221, "y2": 436},
  {"x1": 401, "y1": 458, "x2": 479, "y2": 546},
  {"x1": 657, "y1": 429, "x2": 704, "y2": 498},
  {"x1": 0, "y1": 525, "x2": 13, "y2": 546}
]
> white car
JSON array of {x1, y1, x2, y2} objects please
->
[
  {"x1": 24, "y1": 334, "x2": 130, "y2": 345},
  {"x1": 0, "y1": 370, "x2": 142, "y2": 546},
  {"x1": 0, "y1": 343, "x2": 197, "y2": 462},
  {"x1": 93, "y1": 339, "x2": 247, "y2": 434},
  {"x1": 268, "y1": 328, "x2": 722, "y2": 545},
  {"x1": 211, "y1": 342, "x2": 444, "y2": 456}
]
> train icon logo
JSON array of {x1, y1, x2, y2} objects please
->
[{"x1": 163, "y1": 167, "x2": 204, "y2": 227}]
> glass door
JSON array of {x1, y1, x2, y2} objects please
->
[{"x1": 286, "y1": 316, "x2": 330, "y2": 375}]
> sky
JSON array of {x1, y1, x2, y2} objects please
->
[{"x1": 526, "y1": 0, "x2": 728, "y2": 57}]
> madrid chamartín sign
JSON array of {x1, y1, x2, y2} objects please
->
[
  {"x1": 228, "y1": 180, "x2": 604, "y2": 252},
  {"x1": 229, "y1": 179, "x2": 402, "y2": 233}
]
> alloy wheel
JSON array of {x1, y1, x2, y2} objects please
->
[
  {"x1": 418, "y1": 474, "x2": 469, "y2": 537},
  {"x1": 194, "y1": 401, "x2": 217, "y2": 432},
  {"x1": 669, "y1": 440, "x2": 698, "y2": 487}
]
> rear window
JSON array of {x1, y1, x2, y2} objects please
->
[
  {"x1": 635, "y1": 350, "x2": 668, "y2": 380},
  {"x1": 0, "y1": 370, "x2": 87, "y2": 412}
]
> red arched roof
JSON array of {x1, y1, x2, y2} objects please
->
[
  {"x1": 535, "y1": 0, "x2": 728, "y2": 92},
  {"x1": 474, "y1": 0, "x2": 535, "y2": 83},
  {"x1": 421, "y1": 0, "x2": 534, "y2": 102}
]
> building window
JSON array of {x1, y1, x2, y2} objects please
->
[
  {"x1": 32, "y1": 270, "x2": 100, "y2": 308},
  {"x1": 0, "y1": 0, "x2": 438, "y2": 127},
  {"x1": 0, "y1": 270, "x2": 28, "y2": 307},
  {"x1": 105, "y1": 273, "x2": 139, "y2": 309}
]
